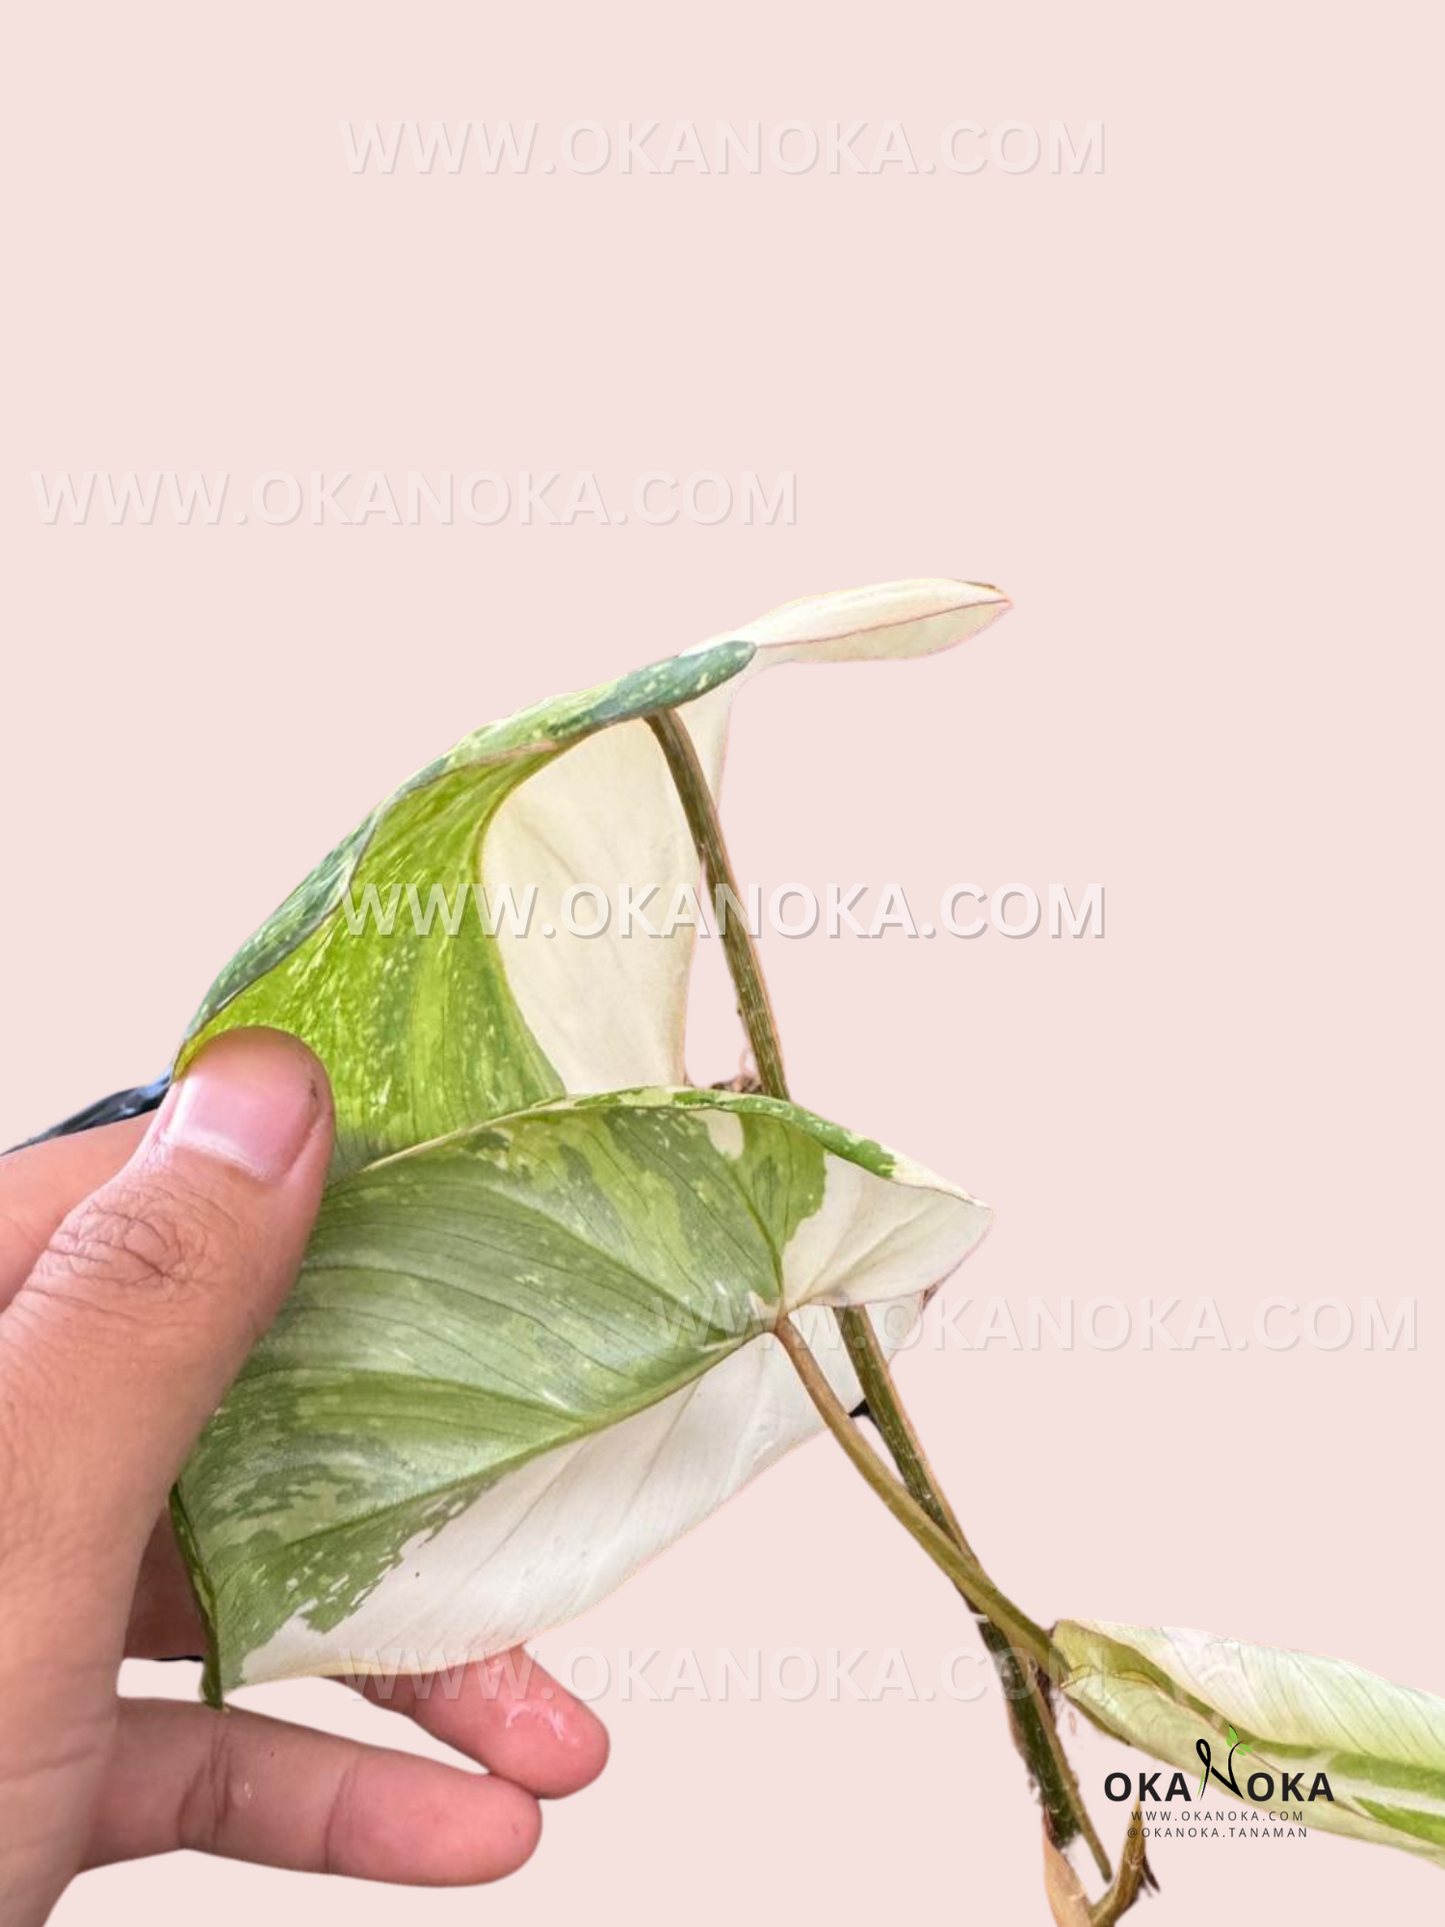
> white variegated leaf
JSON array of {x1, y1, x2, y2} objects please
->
[
  {"x1": 1057, "y1": 1620, "x2": 1445, "y2": 1869},
  {"x1": 174, "y1": 1089, "x2": 990, "y2": 1693},
  {"x1": 167, "y1": 583, "x2": 1005, "y2": 1695},
  {"x1": 180, "y1": 580, "x2": 1009, "y2": 1168}
]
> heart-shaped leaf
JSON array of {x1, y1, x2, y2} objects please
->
[
  {"x1": 1057, "y1": 1621, "x2": 1445, "y2": 1868},
  {"x1": 177, "y1": 581, "x2": 1008, "y2": 1175},
  {"x1": 174, "y1": 1088, "x2": 990, "y2": 1694},
  {"x1": 168, "y1": 581, "x2": 1006, "y2": 1694}
]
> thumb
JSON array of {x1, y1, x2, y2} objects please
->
[{"x1": 3, "y1": 1029, "x2": 333, "y2": 1585}]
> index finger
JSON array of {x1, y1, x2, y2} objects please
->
[{"x1": 0, "y1": 1117, "x2": 148, "y2": 1302}]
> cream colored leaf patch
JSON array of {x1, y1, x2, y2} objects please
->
[{"x1": 175, "y1": 1089, "x2": 989, "y2": 1693}]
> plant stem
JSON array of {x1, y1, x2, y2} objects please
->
[
  {"x1": 773, "y1": 1317, "x2": 1055, "y2": 1673},
  {"x1": 645, "y1": 710, "x2": 788, "y2": 1097},
  {"x1": 647, "y1": 705, "x2": 1110, "y2": 1874},
  {"x1": 1090, "y1": 1803, "x2": 1152, "y2": 1924},
  {"x1": 840, "y1": 1310, "x2": 1110, "y2": 1879}
]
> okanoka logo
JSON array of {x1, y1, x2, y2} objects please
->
[{"x1": 1103, "y1": 1725, "x2": 1335, "y2": 1808}]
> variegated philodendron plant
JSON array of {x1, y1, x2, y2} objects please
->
[{"x1": 48, "y1": 582, "x2": 1445, "y2": 1917}]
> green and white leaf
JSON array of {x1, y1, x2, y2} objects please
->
[
  {"x1": 175, "y1": 640, "x2": 751, "y2": 1177},
  {"x1": 177, "y1": 580, "x2": 1008, "y2": 1176},
  {"x1": 1057, "y1": 1620, "x2": 1445, "y2": 1869},
  {"x1": 170, "y1": 581, "x2": 1005, "y2": 1692},
  {"x1": 174, "y1": 1088, "x2": 990, "y2": 1694}
]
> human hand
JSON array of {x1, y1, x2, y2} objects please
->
[{"x1": 0, "y1": 1029, "x2": 608, "y2": 1925}]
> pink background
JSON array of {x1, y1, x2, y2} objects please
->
[{"x1": 4, "y1": 1, "x2": 1441, "y2": 1921}]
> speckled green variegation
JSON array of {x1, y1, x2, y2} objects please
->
[
  {"x1": 170, "y1": 581, "x2": 1011, "y2": 1696},
  {"x1": 179, "y1": 639, "x2": 755, "y2": 1176},
  {"x1": 175, "y1": 1087, "x2": 989, "y2": 1696},
  {"x1": 177, "y1": 580, "x2": 1008, "y2": 1179}
]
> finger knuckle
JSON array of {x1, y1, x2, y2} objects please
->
[
  {"x1": 38, "y1": 1180, "x2": 231, "y2": 1321},
  {"x1": 179, "y1": 1719, "x2": 241, "y2": 1856},
  {"x1": 321, "y1": 1756, "x2": 364, "y2": 1875}
]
